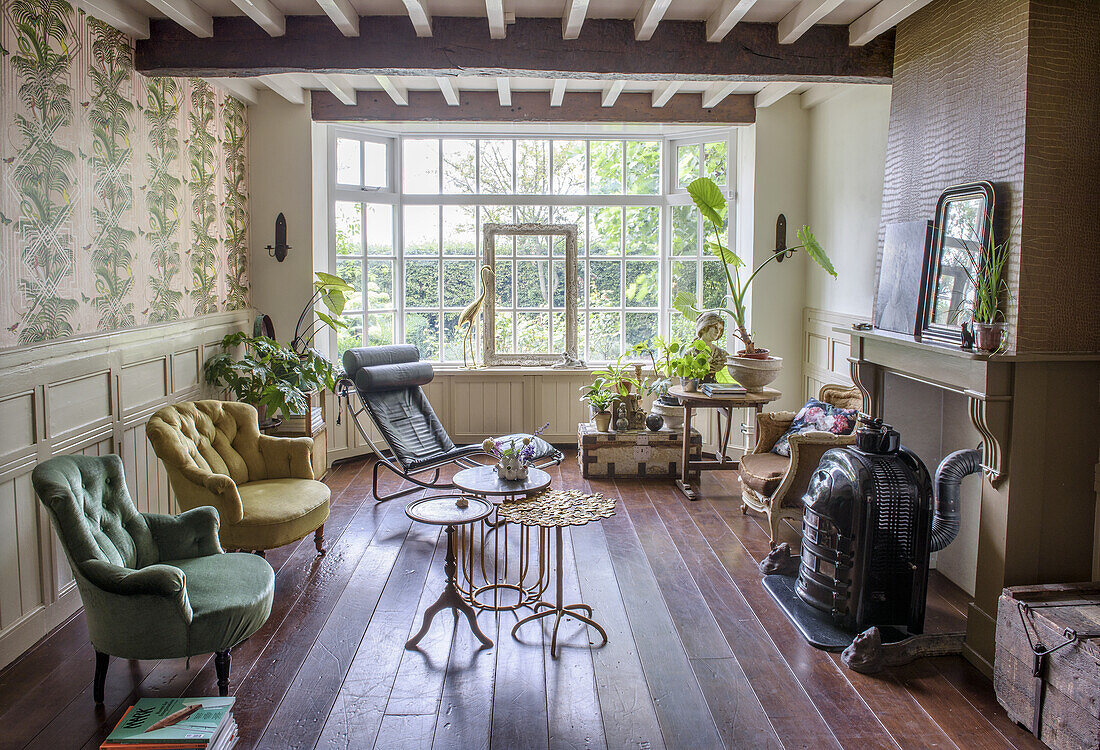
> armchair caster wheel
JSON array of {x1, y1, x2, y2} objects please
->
[{"x1": 314, "y1": 525, "x2": 326, "y2": 556}]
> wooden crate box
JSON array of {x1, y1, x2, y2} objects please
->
[
  {"x1": 994, "y1": 582, "x2": 1100, "y2": 750},
  {"x1": 578, "y1": 422, "x2": 701, "y2": 480}
]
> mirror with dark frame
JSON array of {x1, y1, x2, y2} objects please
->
[{"x1": 920, "y1": 181, "x2": 995, "y2": 345}]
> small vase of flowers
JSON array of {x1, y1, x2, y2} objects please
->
[{"x1": 482, "y1": 422, "x2": 550, "y2": 481}]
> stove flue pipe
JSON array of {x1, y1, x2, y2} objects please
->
[{"x1": 930, "y1": 446, "x2": 983, "y2": 552}]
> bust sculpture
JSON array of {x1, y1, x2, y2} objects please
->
[{"x1": 694, "y1": 311, "x2": 729, "y2": 382}]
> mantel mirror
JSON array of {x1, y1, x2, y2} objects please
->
[
  {"x1": 920, "y1": 181, "x2": 995, "y2": 345},
  {"x1": 482, "y1": 223, "x2": 578, "y2": 366}
]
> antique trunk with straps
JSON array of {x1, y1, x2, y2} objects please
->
[
  {"x1": 577, "y1": 423, "x2": 701, "y2": 480},
  {"x1": 994, "y1": 582, "x2": 1100, "y2": 750}
]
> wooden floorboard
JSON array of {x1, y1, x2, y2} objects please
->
[{"x1": 3, "y1": 451, "x2": 1029, "y2": 750}]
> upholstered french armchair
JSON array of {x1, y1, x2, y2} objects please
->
[
  {"x1": 146, "y1": 400, "x2": 330, "y2": 555},
  {"x1": 738, "y1": 385, "x2": 863, "y2": 547},
  {"x1": 31, "y1": 454, "x2": 275, "y2": 702}
]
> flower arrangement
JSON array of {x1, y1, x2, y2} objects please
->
[{"x1": 482, "y1": 422, "x2": 551, "y2": 480}]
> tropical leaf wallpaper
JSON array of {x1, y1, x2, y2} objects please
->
[{"x1": 0, "y1": 0, "x2": 249, "y2": 348}]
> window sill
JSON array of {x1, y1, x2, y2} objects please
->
[{"x1": 431, "y1": 364, "x2": 657, "y2": 377}]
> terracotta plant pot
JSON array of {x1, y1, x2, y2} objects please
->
[
  {"x1": 726, "y1": 355, "x2": 783, "y2": 393},
  {"x1": 975, "y1": 322, "x2": 1005, "y2": 354},
  {"x1": 593, "y1": 411, "x2": 612, "y2": 432},
  {"x1": 736, "y1": 348, "x2": 771, "y2": 361}
]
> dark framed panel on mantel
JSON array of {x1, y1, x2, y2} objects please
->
[{"x1": 919, "y1": 181, "x2": 996, "y2": 346}]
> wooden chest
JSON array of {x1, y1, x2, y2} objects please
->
[
  {"x1": 578, "y1": 423, "x2": 701, "y2": 480},
  {"x1": 994, "y1": 582, "x2": 1100, "y2": 750}
]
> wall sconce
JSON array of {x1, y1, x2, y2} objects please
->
[{"x1": 265, "y1": 213, "x2": 291, "y2": 262}]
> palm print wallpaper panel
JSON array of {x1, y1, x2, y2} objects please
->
[{"x1": 0, "y1": 0, "x2": 249, "y2": 348}]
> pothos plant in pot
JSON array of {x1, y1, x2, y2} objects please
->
[
  {"x1": 673, "y1": 177, "x2": 837, "y2": 392},
  {"x1": 669, "y1": 340, "x2": 712, "y2": 393}
]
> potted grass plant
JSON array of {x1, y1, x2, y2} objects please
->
[{"x1": 965, "y1": 214, "x2": 1013, "y2": 354}]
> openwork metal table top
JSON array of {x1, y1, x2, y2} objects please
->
[
  {"x1": 405, "y1": 494, "x2": 493, "y2": 526},
  {"x1": 494, "y1": 490, "x2": 616, "y2": 528},
  {"x1": 453, "y1": 466, "x2": 552, "y2": 497}
]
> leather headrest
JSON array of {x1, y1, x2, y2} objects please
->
[
  {"x1": 355, "y1": 361, "x2": 435, "y2": 393},
  {"x1": 342, "y1": 345, "x2": 420, "y2": 380}
]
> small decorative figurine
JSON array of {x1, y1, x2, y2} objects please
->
[{"x1": 456, "y1": 496, "x2": 469, "y2": 509}]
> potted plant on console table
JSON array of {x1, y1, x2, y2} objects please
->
[{"x1": 673, "y1": 177, "x2": 837, "y2": 392}]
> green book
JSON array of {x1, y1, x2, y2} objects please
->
[{"x1": 104, "y1": 698, "x2": 234, "y2": 746}]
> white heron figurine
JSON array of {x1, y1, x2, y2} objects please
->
[{"x1": 459, "y1": 265, "x2": 495, "y2": 368}]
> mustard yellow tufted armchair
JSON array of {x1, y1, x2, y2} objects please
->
[{"x1": 147, "y1": 400, "x2": 330, "y2": 556}]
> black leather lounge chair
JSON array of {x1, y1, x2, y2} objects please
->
[{"x1": 338, "y1": 345, "x2": 563, "y2": 502}]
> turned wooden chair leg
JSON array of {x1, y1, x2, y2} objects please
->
[
  {"x1": 93, "y1": 651, "x2": 109, "y2": 704},
  {"x1": 214, "y1": 651, "x2": 231, "y2": 697},
  {"x1": 314, "y1": 525, "x2": 326, "y2": 556}
]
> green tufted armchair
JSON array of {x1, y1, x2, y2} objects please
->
[{"x1": 31, "y1": 454, "x2": 275, "y2": 702}]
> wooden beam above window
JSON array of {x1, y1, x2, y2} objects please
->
[
  {"x1": 135, "y1": 16, "x2": 894, "y2": 83},
  {"x1": 311, "y1": 90, "x2": 756, "y2": 124}
]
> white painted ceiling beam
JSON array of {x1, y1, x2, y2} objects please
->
[
  {"x1": 800, "y1": 83, "x2": 844, "y2": 108},
  {"x1": 399, "y1": 0, "x2": 432, "y2": 36},
  {"x1": 701, "y1": 81, "x2": 740, "y2": 108},
  {"x1": 376, "y1": 75, "x2": 409, "y2": 106},
  {"x1": 496, "y1": 77, "x2": 511, "y2": 106},
  {"x1": 486, "y1": 0, "x2": 506, "y2": 39},
  {"x1": 318, "y1": 74, "x2": 356, "y2": 105},
  {"x1": 562, "y1": 0, "x2": 589, "y2": 39},
  {"x1": 850, "y1": 0, "x2": 935, "y2": 45},
  {"x1": 601, "y1": 80, "x2": 626, "y2": 107},
  {"x1": 436, "y1": 77, "x2": 460, "y2": 106},
  {"x1": 261, "y1": 75, "x2": 305, "y2": 104},
  {"x1": 143, "y1": 0, "x2": 213, "y2": 37},
  {"x1": 778, "y1": 0, "x2": 844, "y2": 44},
  {"x1": 227, "y1": 0, "x2": 284, "y2": 36},
  {"x1": 209, "y1": 77, "x2": 260, "y2": 105},
  {"x1": 634, "y1": 0, "x2": 672, "y2": 41},
  {"x1": 706, "y1": 0, "x2": 760, "y2": 43},
  {"x1": 651, "y1": 81, "x2": 682, "y2": 107},
  {"x1": 754, "y1": 82, "x2": 800, "y2": 108},
  {"x1": 78, "y1": 0, "x2": 149, "y2": 38},
  {"x1": 316, "y1": 0, "x2": 359, "y2": 37},
  {"x1": 550, "y1": 79, "x2": 567, "y2": 107}
]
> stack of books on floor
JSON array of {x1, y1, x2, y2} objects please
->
[
  {"x1": 101, "y1": 698, "x2": 237, "y2": 750},
  {"x1": 700, "y1": 383, "x2": 747, "y2": 397},
  {"x1": 277, "y1": 405, "x2": 323, "y2": 435}
]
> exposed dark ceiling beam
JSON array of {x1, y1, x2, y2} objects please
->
[
  {"x1": 310, "y1": 90, "x2": 757, "y2": 124},
  {"x1": 136, "y1": 16, "x2": 894, "y2": 83}
]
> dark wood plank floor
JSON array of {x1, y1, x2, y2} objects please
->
[{"x1": 0, "y1": 452, "x2": 1045, "y2": 750}]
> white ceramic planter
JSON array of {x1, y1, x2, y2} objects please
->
[
  {"x1": 495, "y1": 454, "x2": 529, "y2": 481},
  {"x1": 726, "y1": 355, "x2": 783, "y2": 393}
]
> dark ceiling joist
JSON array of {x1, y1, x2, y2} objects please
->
[
  {"x1": 135, "y1": 16, "x2": 893, "y2": 83},
  {"x1": 310, "y1": 90, "x2": 757, "y2": 124}
]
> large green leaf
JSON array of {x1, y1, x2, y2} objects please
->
[
  {"x1": 672, "y1": 290, "x2": 700, "y2": 320},
  {"x1": 704, "y1": 240, "x2": 743, "y2": 267},
  {"x1": 316, "y1": 311, "x2": 347, "y2": 331},
  {"x1": 315, "y1": 270, "x2": 353, "y2": 292},
  {"x1": 797, "y1": 226, "x2": 836, "y2": 278},
  {"x1": 687, "y1": 178, "x2": 727, "y2": 228}
]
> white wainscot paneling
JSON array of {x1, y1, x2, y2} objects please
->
[{"x1": 802, "y1": 307, "x2": 868, "y2": 402}]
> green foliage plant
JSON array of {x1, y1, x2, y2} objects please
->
[
  {"x1": 292, "y1": 272, "x2": 356, "y2": 355},
  {"x1": 204, "y1": 332, "x2": 337, "y2": 420},
  {"x1": 579, "y1": 381, "x2": 616, "y2": 414},
  {"x1": 673, "y1": 177, "x2": 836, "y2": 355},
  {"x1": 593, "y1": 352, "x2": 647, "y2": 396},
  {"x1": 963, "y1": 213, "x2": 1014, "y2": 327},
  {"x1": 632, "y1": 336, "x2": 685, "y2": 395},
  {"x1": 670, "y1": 340, "x2": 712, "y2": 380}
]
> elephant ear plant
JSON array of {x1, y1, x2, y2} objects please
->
[
  {"x1": 291, "y1": 272, "x2": 355, "y2": 356},
  {"x1": 673, "y1": 177, "x2": 837, "y2": 357}
]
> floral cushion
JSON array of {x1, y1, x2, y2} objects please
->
[{"x1": 771, "y1": 398, "x2": 858, "y2": 457}]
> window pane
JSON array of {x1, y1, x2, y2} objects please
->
[
  {"x1": 589, "y1": 260, "x2": 621, "y2": 307},
  {"x1": 625, "y1": 206, "x2": 658, "y2": 256},
  {"x1": 481, "y1": 205, "x2": 515, "y2": 257},
  {"x1": 367, "y1": 313, "x2": 394, "y2": 346},
  {"x1": 671, "y1": 259, "x2": 697, "y2": 304},
  {"x1": 403, "y1": 138, "x2": 439, "y2": 194},
  {"x1": 337, "y1": 138, "x2": 361, "y2": 185},
  {"x1": 516, "y1": 139, "x2": 549, "y2": 194},
  {"x1": 589, "y1": 312, "x2": 621, "y2": 361},
  {"x1": 677, "y1": 144, "x2": 700, "y2": 188},
  {"x1": 495, "y1": 311, "x2": 514, "y2": 353},
  {"x1": 668, "y1": 311, "x2": 694, "y2": 343},
  {"x1": 338, "y1": 315, "x2": 363, "y2": 353},
  {"x1": 516, "y1": 205, "x2": 550, "y2": 256},
  {"x1": 552, "y1": 140, "x2": 586, "y2": 195},
  {"x1": 443, "y1": 260, "x2": 476, "y2": 308},
  {"x1": 443, "y1": 205, "x2": 476, "y2": 256},
  {"x1": 443, "y1": 312, "x2": 466, "y2": 362},
  {"x1": 517, "y1": 260, "x2": 550, "y2": 308},
  {"x1": 704, "y1": 141, "x2": 728, "y2": 185},
  {"x1": 702, "y1": 259, "x2": 727, "y2": 309},
  {"x1": 516, "y1": 311, "x2": 550, "y2": 354},
  {"x1": 495, "y1": 259, "x2": 514, "y2": 306},
  {"x1": 442, "y1": 139, "x2": 477, "y2": 194},
  {"x1": 590, "y1": 140, "x2": 622, "y2": 195},
  {"x1": 366, "y1": 204, "x2": 393, "y2": 255},
  {"x1": 590, "y1": 207, "x2": 622, "y2": 257},
  {"x1": 479, "y1": 139, "x2": 514, "y2": 194},
  {"x1": 551, "y1": 260, "x2": 567, "y2": 308},
  {"x1": 552, "y1": 310, "x2": 567, "y2": 353},
  {"x1": 625, "y1": 260, "x2": 658, "y2": 308},
  {"x1": 404, "y1": 205, "x2": 439, "y2": 255},
  {"x1": 625, "y1": 312, "x2": 658, "y2": 350},
  {"x1": 672, "y1": 205, "x2": 698, "y2": 256},
  {"x1": 625, "y1": 141, "x2": 660, "y2": 194},
  {"x1": 552, "y1": 206, "x2": 585, "y2": 255},
  {"x1": 366, "y1": 261, "x2": 393, "y2": 310},
  {"x1": 337, "y1": 258, "x2": 363, "y2": 310},
  {"x1": 364, "y1": 141, "x2": 387, "y2": 189},
  {"x1": 335, "y1": 202, "x2": 362, "y2": 255},
  {"x1": 405, "y1": 312, "x2": 439, "y2": 359},
  {"x1": 405, "y1": 259, "x2": 439, "y2": 307}
]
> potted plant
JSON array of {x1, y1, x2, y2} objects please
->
[
  {"x1": 204, "y1": 332, "x2": 337, "y2": 428},
  {"x1": 963, "y1": 214, "x2": 1012, "y2": 354},
  {"x1": 670, "y1": 340, "x2": 711, "y2": 392},
  {"x1": 674, "y1": 177, "x2": 836, "y2": 391},
  {"x1": 291, "y1": 272, "x2": 355, "y2": 356},
  {"x1": 634, "y1": 337, "x2": 688, "y2": 431},
  {"x1": 580, "y1": 383, "x2": 616, "y2": 432}
]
